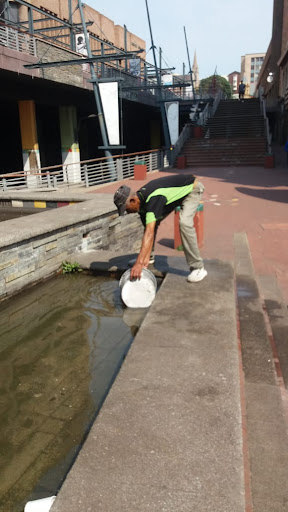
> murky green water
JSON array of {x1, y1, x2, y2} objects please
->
[{"x1": 0, "y1": 274, "x2": 145, "y2": 512}]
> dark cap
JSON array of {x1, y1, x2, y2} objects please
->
[{"x1": 113, "y1": 185, "x2": 131, "y2": 216}]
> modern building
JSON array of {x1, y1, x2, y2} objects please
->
[
  {"x1": 241, "y1": 53, "x2": 265, "y2": 96},
  {"x1": 256, "y1": 0, "x2": 288, "y2": 145},
  {"x1": 0, "y1": 0, "x2": 146, "y2": 59},
  {"x1": 0, "y1": 0, "x2": 167, "y2": 175},
  {"x1": 227, "y1": 71, "x2": 241, "y2": 99}
]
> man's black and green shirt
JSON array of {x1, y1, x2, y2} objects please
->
[{"x1": 137, "y1": 174, "x2": 196, "y2": 226}]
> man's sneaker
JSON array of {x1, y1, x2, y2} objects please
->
[
  {"x1": 149, "y1": 256, "x2": 155, "y2": 264},
  {"x1": 187, "y1": 267, "x2": 207, "y2": 283}
]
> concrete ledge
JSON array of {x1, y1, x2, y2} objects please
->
[
  {"x1": 52, "y1": 259, "x2": 245, "y2": 512},
  {"x1": 0, "y1": 197, "x2": 142, "y2": 300}
]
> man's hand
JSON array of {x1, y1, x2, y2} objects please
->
[
  {"x1": 130, "y1": 262, "x2": 143, "y2": 280},
  {"x1": 130, "y1": 221, "x2": 156, "y2": 280}
]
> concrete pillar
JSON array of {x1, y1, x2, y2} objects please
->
[
  {"x1": 150, "y1": 119, "x2": 161, "y2": 149},
  {"x1": 59, "y1": 106, "x2": 81, "y2": 184},
  {"x1": 18, "y1": 100, "x2": 41, "y2": 188}
]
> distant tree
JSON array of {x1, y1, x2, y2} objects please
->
[{"x1": 198, "y1": 75, "x2": 232, "y2": 98}]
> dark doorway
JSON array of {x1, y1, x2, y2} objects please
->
[
  {"x1": 36, "y1": 104, "x2": 62, "y2": 169},
  {"x1": 0, "y1": 101, "x2": 23, "y2": 173}
]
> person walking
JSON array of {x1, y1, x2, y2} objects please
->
[
  {"x1": 238, "y1": 80, "x2": 246, "y2": 100},
  {"x1": 113, "y1": 174, "x2": 207, "y2": 282}
]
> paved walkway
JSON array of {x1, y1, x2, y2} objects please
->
[
  {"x1": 86, "y1": 164, "x2": 288, "y2": 303},
  {"x1": 49, "y1": 163, "x2": 288, "y2": 512}
]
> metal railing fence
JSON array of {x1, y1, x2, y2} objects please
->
[
  {"x1": 0, "y1": 23, "x2": 36, "y2": 56},
  {"x1": 0, "y1": 149, "x2": 170, "y2": 192}
]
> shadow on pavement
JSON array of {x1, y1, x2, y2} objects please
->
[{"x1": 235, "y1": 186, "x2": 288, "y2": 204}]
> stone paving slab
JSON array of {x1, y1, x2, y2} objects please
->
[{"x1": 52, "y1": 258, "x2": 245, "y2": 512}]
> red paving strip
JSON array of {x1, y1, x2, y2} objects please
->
[
  {"x1": 235, "y1": 281, "x2": 253, "y2": 512},
  {"x1": 257, "y1": 281, "x2": 288, "y2": 432}
]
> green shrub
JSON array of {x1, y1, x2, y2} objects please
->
[{"x1": 61, "y1": 261, "x2": 82, "y2": 274}]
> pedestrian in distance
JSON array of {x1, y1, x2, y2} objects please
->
[
  {"x1": 238, "y1": 80, "x2": 246, "y2": 100},
  {"x1": 114, "y1": 174, "x2": 207, "y2": 283}
]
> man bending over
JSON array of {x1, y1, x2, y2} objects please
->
[{"x1": 114, "y1": 174, "x2": 207, "y2": 283}]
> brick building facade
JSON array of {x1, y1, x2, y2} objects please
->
[{"x1": 256, "y1": 0, "x2": 288, "y2": 143}]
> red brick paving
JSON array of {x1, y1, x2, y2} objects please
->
[{"x1": 90, "y1": 165, "x2": 288, "y2": 303}]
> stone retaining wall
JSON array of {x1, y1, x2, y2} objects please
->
[{"x1": 0, "y1": 196, "x2": 142, "y2": 301}]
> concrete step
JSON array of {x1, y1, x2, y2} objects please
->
[{"x1": 234, "y1": 233, "x2": 288, "y2": 512}]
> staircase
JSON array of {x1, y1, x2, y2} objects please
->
[{"x1": 182, "y1": 99, "x2": 267, "y2": 167}]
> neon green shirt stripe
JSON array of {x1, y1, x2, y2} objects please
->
[
  {"x1": 146, "y1": 184, "x2": 194, "y2": 204},
  {"x1": 145, "y1": 184, "x2": 194, "y2": 224}
]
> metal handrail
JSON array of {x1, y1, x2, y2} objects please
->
[
  {"x1": 0, "y1": 149, "x2": 169, "y2": 192},
  {"x1": 259, "y1": 94, "x2": 272, "y2": 153},
  {"x1": 171, "y1": 123, "x2": 192, "y2": 165}
]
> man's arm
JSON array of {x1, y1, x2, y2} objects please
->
[{"x1": 130, "y1": 221, "x2": 156, "y2": 279}]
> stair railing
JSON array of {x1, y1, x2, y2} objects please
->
[
  {"x1": 198, "y1": 102, "x2": 210, "y2": 126},
  {"x1": 171, "y1": 123, "x2": 192, "y2": 166},
  {"x1": 260, "y1": 93, "x2": 272, "y2": 153},
  {"x1": 212, "y1": 90, "x2": 225, "y2": 116}
]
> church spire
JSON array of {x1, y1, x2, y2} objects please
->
[{"x1": 192, "y1": 50, "x2": 199, "y2": 88}]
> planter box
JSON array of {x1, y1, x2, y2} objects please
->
[{"x1": 134, "y1": 162, "x2": 147, "y2": 180}]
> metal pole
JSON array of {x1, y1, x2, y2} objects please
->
[
  {"x1": 28, "y1": 6, "x2": 34, "y2": 34},
  {"x1": 77, "y1": 2, "x2": 115, "y2": 176},
  {"x1": 184, "y1": 26, "x2": 195, "y2": 99},
  {"x1": 124, "y1": 24, "x2": 128, "y2": 72},
  {"x1": 145, "y1": 0, "x2": 171, "y2": 154},
  {"x1": 68, "y1": 0, "x2": 75, "y2": 51},
  {"x1": 5, "y1": 0, "x2": 10, "y2": 21},
  {"x1": 182, "y1": 62, "x2": 185, "y2": 99}
]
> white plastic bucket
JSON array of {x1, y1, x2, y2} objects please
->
[
  {"x1": 24, "y1": 496, "x2": 56, "y2": 512},
  {"x1": 119, "y1": 268, "x2": 157, "y2": 308}
]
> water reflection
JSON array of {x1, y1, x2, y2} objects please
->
[{"x1": 0, "y1": 274, "x2": 136, "y2": 512}]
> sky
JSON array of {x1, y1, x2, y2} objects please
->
[{"x1": 87, "y1": 0, "x2": 274, "y2": 79}]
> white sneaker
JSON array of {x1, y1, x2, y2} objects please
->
[
  {"x1": 187, "y1": 268, "x2": 207, "y2": 283},
  {"x1": 149, "y1": 256, "x2": 155, "y2": 264}
]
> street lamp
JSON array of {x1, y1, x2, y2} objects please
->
[{"x1": 267, "y1": 72, "x2": 274, "y2": 83}]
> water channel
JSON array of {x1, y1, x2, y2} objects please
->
[{"x1": 0, "y1": 273, "x2": 146, "y2": 512}]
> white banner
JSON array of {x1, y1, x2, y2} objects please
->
[
  {"x1": 75, "y1": 33, "x2": 88, "y2": 56},
  {"x1": 129, "y1": 59, "x2": 141, "y2": 77},
  {"x1": 99, "y1": 82, "x2": 120, "y2": 145},
  {"x1": 162, "y1": 74, "x2": 173, "y2": 86},
  {"x1": 165, "y1": 102, "x2": 179, "y2": 145}
]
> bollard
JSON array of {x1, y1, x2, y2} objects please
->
[
  {"x1": 193, "y1": 126, "x2": 203, "y2": 138},
  {"x1": 176, "y1": 156, "x2": 186, "y2": 169},
  {"x1": 134, "y1": 160, "x2": 147, "y2": 180},
  {"x1": 174, "y1": 203, "x2": 204, "y2": 251},
  {"x1": 264, "y1": 154, "x2": 274, "y2": 168}
]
